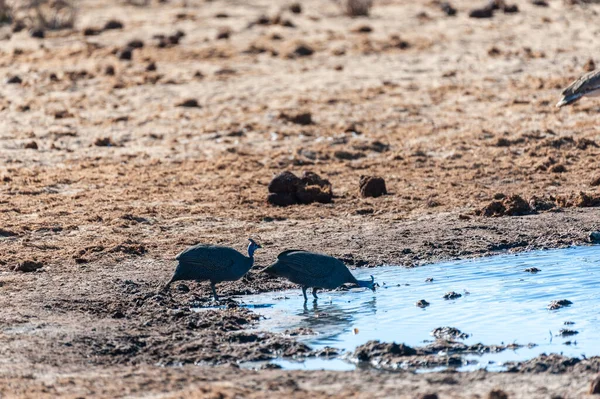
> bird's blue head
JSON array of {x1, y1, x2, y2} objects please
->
[{"x1": 248, "y1": 238, "x2": 262, "y2": 257}]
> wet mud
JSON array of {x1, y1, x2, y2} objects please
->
[{"x1": 2, "y1": 0, "x2": 600, "y2": 397}]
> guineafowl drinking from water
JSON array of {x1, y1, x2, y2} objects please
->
[
  {"x1": 165, "y1": 239, "x2": 261, "y2": 300},
  {"x1": 264, "y1": 250, "x2": 375, "y2": 302}
]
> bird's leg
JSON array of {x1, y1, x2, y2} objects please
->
[
  {"x1": 302, "y1": 286, "x2": 308, "y2": 302},
  {"x1": 211, "y1": 282, "x2": 219, "y2": 302},
  {"x1": 312, "y1": 287, "x2": 319, "y2": 300}
]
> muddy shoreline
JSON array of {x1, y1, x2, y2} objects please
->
[{"x1": 2, "y1": 0, "x2": 600, "y2": 397}]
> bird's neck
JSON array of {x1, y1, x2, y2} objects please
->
[{"x1": 247, "y1": 246, "x2": 256, "y2": 259}]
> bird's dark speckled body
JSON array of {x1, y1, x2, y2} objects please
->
[
  {"x1": 165, "y1": 239, "x2": 261, "y2": 300},
  {"x1": 264, "y1": 250, "x2": 375, "y2": 301}
]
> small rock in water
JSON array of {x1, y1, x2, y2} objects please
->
[
  {"x1": 443, "y1": 291, "x2": 462, "y2": 300},
  {"x1": 524, "y1": 267, "x2": 541, "y2": 273},
  {"x1": 416, "y1": 299, "x2": 430, "y2": 308},
  {"x1": 431, "y1": 326, "x2": 469, "y2": 340},
  {"x1": 564, "y1": 321, "x2": 575, "y2": 325},
  {"x1": 260, "y1": 363, "x2": 282, "y2": 370},
  {"x1": 548, "y1": 299, "x2": 573, "y2": 310},
  {"x1": 590, "y1": 231, "x2": 600, "y2": 243},
  {"x1": 557, "y1": 329, "x2": 579, "y2": 337},
  {"x1": 425, "y1": 277, "x2": 434, "y2": 282}
]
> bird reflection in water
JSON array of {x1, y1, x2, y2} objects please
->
[{"x1": 288, "y1": 296, "x2": 377, "y2": 345}]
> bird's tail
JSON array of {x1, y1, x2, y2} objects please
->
[
  {"x1": 356, "y1": 275, "x2": 376, "y2": 291},
  {"x1": 556, "y1": 93, "x2": 582, "y2": 108}
]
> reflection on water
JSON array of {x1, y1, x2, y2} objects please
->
[{"x1": 239, "y1": 245, "x2": 600, "y2": 371}]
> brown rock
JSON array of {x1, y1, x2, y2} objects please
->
[
  {"x1": 549, "y1": 164, "x2": 567, "y2": 173},
  {"x1": 279, "y1": 111, "x2": 313, "y2": 125},
  {"x1": 359, "y1": 176, "x2": 387, "y2": 198},
  {"x1": 590, "y1": 175, "x2": 600, "y2": 187},
  {"x1": 268, "y1": 171, "x2": 301, "y2": 194},
  {"x1": 289, "y1": 44, "x2": 314, "y2": 57},
  {"x1": 14, "y1": 260, "x2": 44, "y2": 273},
  {"x1": 584, "y1": 58, "x2": 596, "y2": 72},
  {"x1": 267, "y1": 193, "x2": 297, "y2": 207},
  {"x1": 296, "y1": 185, "x2": 332, "y2": 204},
  {"x1": 354, "y1": 340, "x2": 416, "y2": 361},
  {"x1": 590, "y1": 375, "x2": 600, "y2": 394},
  {"x1": 289, "y1": 3, "x2": 302, "y2": 13},
  {"x1": 177, "y1": 99, "x2": 200, "y2": 108},
  {"x1": 478, "y1": 194, "x2": 533, "y2": 217},
  {"x1": 574, "y1": 192, "x2": 600, "y2": 208},
  {"x1": 488, "y1": 390, "x2": 508, "y2": 399},
  {"x1": 24, "y1": 141, "x2": 38, "y2": 150},
  {"x1": 267, "y1": 171, "x2": 333, "y2": 206},
  {"x1": 104, "y1": 20, "x2": 124, "y2": 30},
  {"x1": 469, "y1": 5, "x2": 494, "y2": 18},
  {"x1": 94, "y1": 137, "x2": 117, "y2": 147},
  {"x1": 334, "y1": 150, "x2": 364, "y2": 160}
]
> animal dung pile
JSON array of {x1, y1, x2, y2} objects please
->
[
  {"x1": 267, "y1": 171, "x2": 333, "y2": 206},
  {"x1": 477, "y1": 194, "x2": 534, "y2": 217},
  {"x1": 359, "y1": 175, "x2": 387, "y2": 198}
]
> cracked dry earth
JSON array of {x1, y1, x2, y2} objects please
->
[{"x1": 1, "y1": 0, "x2": 600, "y2": 397}]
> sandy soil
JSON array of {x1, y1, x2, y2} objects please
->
[{"x1": 1, "y1": 0, "x2": 600, "y2": 397}]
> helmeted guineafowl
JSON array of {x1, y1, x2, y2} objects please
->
[
  {"x1": 165, "y1": 239, "x2": 261, "y2": 300},
  {"x1": 263, "y1": 250, "x2": 375, "y2": 302}
]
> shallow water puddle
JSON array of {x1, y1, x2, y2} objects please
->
[{"x1": 237, "y1": 246, "x2": 600, "y2": 371}]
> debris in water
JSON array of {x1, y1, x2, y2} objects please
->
[
  {"x1": 416, "y1": 299, "x2": 430, "y2": 308},
  {"x1": 443, "y1": 291, "x2": 462, "y2": 300},
  {"x1": 431, "y1": 327, "x2": 469, "y2": 340},
  {"x1": 524, "y1": 267, "x2": 541, "y2": 273},
  {"x1": 557, "y1": 329, "x2": 579, "y2": 337},
  {"x1": 548, "y1": 299, "x2": 573, "y2": 310},
  {"x1": 425, "y1": 277, "x2": 434, "y2": 282}
]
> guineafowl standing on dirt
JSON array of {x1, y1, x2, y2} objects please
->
[
  {"x1": 165, "y1": 239, "x2": 262, "y2": 300},
  {"x1": 264, "y1": 250, "x2": 375, "y2": 302},
  {"x1": 556, "y1": 69, "x2": 600, "y2": 107}
]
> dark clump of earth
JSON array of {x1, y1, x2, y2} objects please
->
[
  {"x1": 443, "y1": 291, "x2": 462, "y2": 300},
  {"x1": 359, "y1": 175, "x2": 387, "y2": 198},
  {"x1": 278, "y1": 111, "x2": 313, "y2": 125},
  {"x1": 14, "y1": 260, "x2": 44, "y2": 272},
  {"x1": 267, "y1": 171, "x2": 333, "y2": 206},
  {"x1": 354, "y1": 340, "x2": 417, "y2": 361},
  {"x1": 478, "y1": 194, "x2": 535, "y2": 217}
]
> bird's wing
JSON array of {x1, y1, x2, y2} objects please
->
[
  {"x1": 176, "y1": 246, "x2": 238, "y2": 271},
  {"x1": 278, "y1": 251, "x2": 340, "y2": 278},
  {"x1": 561, "y1": 70, "x2": 600, "y2": 97},
  {"x1": 277, "y1": 249, "x2": 305, "y2": 259}
]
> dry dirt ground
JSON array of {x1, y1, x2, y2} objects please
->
[{"x1": 1, "y1": 0, "x2": 600, "y2": 397}]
